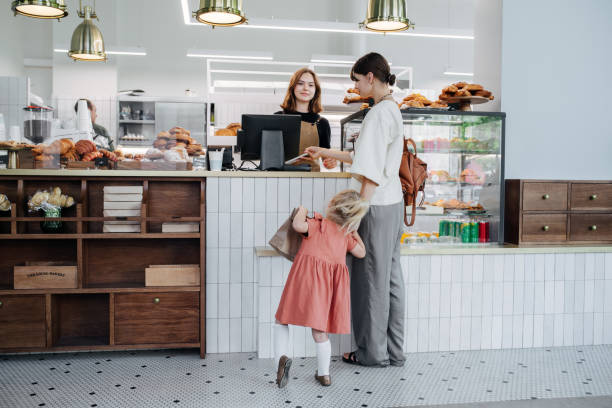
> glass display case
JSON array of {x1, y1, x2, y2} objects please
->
[{"x1": 341, "y1": 109, "x2": 505, "y2": 246}]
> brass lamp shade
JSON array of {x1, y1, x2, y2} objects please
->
[
  {"x1": 69, "y1": 6, "x2": 106, "y2": 61},
  {"x1": 12, "y1": 0, "x2": 68, "y2": 19},
  {"x1": 363, "y1": 0, "x2": 414, "y2": 32},
  {"x1": 193, "y1": 0, "x2": 246, "y2": 27}
]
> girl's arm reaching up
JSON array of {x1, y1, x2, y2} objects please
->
[
  {"x1": 349, "y1": 230, "x2": 366, "y2": 259},
  {"x1": 292, "y1": 206, "x2": 309, "y2": 234}
]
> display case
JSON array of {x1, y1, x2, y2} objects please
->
[{"x1": 341, "y1": 108, "x2": 505, "y2": 245}]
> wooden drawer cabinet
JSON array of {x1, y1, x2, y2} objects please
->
[
  {"x1": 522, "y1": 182, "x2": 568, "y2": 211},
  {"x1": 571, "y1": 183, "x2": 612, "y2": 211},
  {"x1": 0, "y1": 295, "x2": 46, "y2": 349},
  {"x1": 505, "y1": 179, "x2": 612, "y2": 245},
  {"x1": 114, "y1": 292, "x2": 199, "y2": 345},
  {"x1": 522, "y1": 214, "x2": 567, "y2": 242},
  {"x1": 570, "y1": 214, "x2": 612, "y2": 242}
]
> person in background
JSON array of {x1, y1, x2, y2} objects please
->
[
  {"x1": 74, "y1": 99, "x2": 114, "y2": 151},
  {"x1": 306, "y1": 52, "x2": 406, "y2": 368},
  {"x1": 274, "y1": 190, "x2": 368, "y2": 388},
  {"x1": 276, "y1": 68, "x2": 337, "y2": 171}
]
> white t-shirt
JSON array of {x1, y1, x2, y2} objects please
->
[{"x1": 349, "y1": 99, "x2": 404, "y2": 206}]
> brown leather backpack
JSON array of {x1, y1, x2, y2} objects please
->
[{"x1": 399, "y1": 138, "x2": 428, "y2": 226}]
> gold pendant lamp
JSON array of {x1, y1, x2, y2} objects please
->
[
  {"x1": 363, "y1": 0, "x2": 414, "y2": 32},
  {"x1": 11, "y1": 0, "x2": 68, "y2": 20},
  {"x1": 69, "y1": 3, "x2": 106, "y2": 61},
  {"x1": 193, "y1": 0, "x2": 247, "y2": 27}
]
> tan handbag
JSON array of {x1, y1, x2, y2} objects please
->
[{"x1": 269, "y1": 208, "x2": 303, "y2": 261}]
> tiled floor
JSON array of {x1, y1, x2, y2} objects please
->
[{"x1": 1, "y1": 346, "x2": 612, "y2": 408}]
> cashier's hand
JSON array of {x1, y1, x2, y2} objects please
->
[
  {"x1": 305, "y1": 146, "x2": 326, "y2": 160},
  {"x1": 323, "y1": 158, "x2": 337, "y2": 169}
]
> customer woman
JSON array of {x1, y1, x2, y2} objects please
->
[
  {"x1": 305, "y1": 52, "x2": 405, "y2": 367},
  {"x1": 276, "y1": 68, "x2": 336, "y2": 171}
]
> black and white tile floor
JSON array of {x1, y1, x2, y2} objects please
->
[{"x1": 1, "y1": 346, "x2": 612, "y2": 408}]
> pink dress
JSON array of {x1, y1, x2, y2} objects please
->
[{"x1": 275, "y1": 213, "x2": 358, "y2": 334}]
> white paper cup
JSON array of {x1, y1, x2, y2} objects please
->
[{"x1": 9, "y1": 125, "x2": 21, "y2": 142}]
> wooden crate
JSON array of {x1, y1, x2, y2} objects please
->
[
  {"x1": 145, "y1": 264, "x2": 200, "y2": 287},
  {"x1": 14, "y1": 262, "x2": 78, "y2": 289}
]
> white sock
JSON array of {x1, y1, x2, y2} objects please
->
[
  {"x1": 273, "y1": 324, "x2": 290, "y2": 367},
  {"x1": 316, "y1": 340, "x2": 331, "y2": 376}
]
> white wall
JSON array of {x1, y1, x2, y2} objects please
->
[
  {"x1": 501, "y1": 0, "x2": 612, "y2": 180},
  {"x1": 473, "y1": 0, "x2": 501, "y2": 112}
]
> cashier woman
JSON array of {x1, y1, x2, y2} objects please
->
[
  {"x1": 275, "y1": 68, "x2": 336, "y2": 170},
  {"x1": 74, "y1": 99, "x2": 115, "y2": 151}
]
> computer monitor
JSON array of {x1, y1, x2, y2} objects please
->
[{"x1": 238, "y1": 114, "x2": 302, "y2": 161}]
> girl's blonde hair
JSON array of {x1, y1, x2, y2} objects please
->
[{"x1": 326, "y1": 189, "x2": 370, "y2": 233}]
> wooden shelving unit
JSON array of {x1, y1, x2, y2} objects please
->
[{"x1": 0, "y1": 175, "x2": 206, "y2": 358}]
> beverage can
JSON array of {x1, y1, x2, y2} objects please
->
[
  {"x1": 461, "y1": 222, "x2": 470, "y2": 243},
  {"x1": 470, "y1": 222, "x2": 479, "y2": 243}
]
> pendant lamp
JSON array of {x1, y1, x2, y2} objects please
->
[
  {"x1": 363, "y1": 0, "x2": 414, "y2": 32},
  {"x1": 69, "y1": 4, "x2": 106, "y2": 61},
  {"x1": 11, "y1": 0, "x2": 68, "y2": 19},
  {"x1": 193, "y1": 0, "x2": 247, "y2": 27}
]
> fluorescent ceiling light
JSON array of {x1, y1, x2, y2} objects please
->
[
  {"x1": 210, "y1": 69, "x2": 348, "y2": 79},
  {"x1": 443, "y1": 71, "x2": 474, "y2": 76},
  {"x1": 187, "y1": 48, "x2": 273, "y2": 60},
  {"x1": 311, "y1": 54, "x2": 356, "y2": 65},
  {"x1": 180, "y1": 2, "x2": 472, "y2": 40},
  {"x1": 213, "y1": 80, "x2": 352, "y2": 91}
]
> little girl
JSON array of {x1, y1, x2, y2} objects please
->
[{"x1": 273, "y1": 189, "x2": 368, "y2": 388}]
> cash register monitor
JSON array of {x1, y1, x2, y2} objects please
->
[{"x1": 238, "y1": 114, "x2": 302, "y2": 161}]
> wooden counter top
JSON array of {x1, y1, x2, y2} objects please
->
[{"x1": 0, "y1": 169, "x2": 351, "y2": 178}]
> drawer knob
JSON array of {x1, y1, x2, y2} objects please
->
[
  {"x1": 153, "y1": 297, "x2": 160, "y2": 304},
  {"x1": 542, "y1": 225, "x2": 550, "y2": 232},
  {"x1": 542, "y1": 194, "x2": 550, "y2": 200},
  {"x1": 589, "y1": 225, "x2": 597, "y2": 231},
  {"x1": 590, "y1": 194, "x2": 598, "y2": 200}
]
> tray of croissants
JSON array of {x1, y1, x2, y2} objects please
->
[
  {"x1": 399, "y1": 93, "x2": 449, "y2": 110},
  {"x1": 439, "y1": 82, "x2": 494, "y2": 105},
  {"x1": 31, "y1": 139, "x2": 118, "y2": 169}
]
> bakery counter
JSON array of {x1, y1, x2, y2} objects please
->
[{"x1": 0, "y1": 169, "x2": 351, "y2": 178}]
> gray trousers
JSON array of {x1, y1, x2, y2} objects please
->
[{"x1": 349, "y1": 201, "x2": 405, "y2": 366}]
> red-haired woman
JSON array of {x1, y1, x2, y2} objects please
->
[{"x1": 276, "y1": 68, "x2": 336, "y2": 171}]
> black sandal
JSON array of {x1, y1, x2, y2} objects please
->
[{"x1": 342, "y1": 351, "x2": 360, "y2": 366}]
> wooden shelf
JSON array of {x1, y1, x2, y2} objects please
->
[
  {"x1": 0, "y1": 286, "x2": 201, "y2": 295},
  {"x1": 0, "y1": 233, "x2": 201, "y2": 239}
]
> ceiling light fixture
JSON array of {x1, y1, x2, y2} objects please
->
[
  {"x1": 187, "y1": 49, "x2": 272, "y2": 60},
  {"x1": 11, "y1": 0, "x2": 68, "y2": 20},
  {"x1": 362, "y1": 0, "x2": 414, "y2": 33},
  {"x1": 69, "y1": 1, "x2": 105, "y2": 61},
  {"x1": 193, "y1": 0, "x2": 246, "y2": 27},
  {"x1": 443, "y1": 71, "x2": 474, "y2": 76}
]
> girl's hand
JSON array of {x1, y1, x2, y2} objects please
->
[
  {"x1": 305, "y1": 146, "x2": 325, "y2": 160},
  {"x1": 322, "y1": 158, "x2": 337, "y2": 169}
]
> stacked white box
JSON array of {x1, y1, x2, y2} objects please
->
[{"x1": 103, "y1": 186, "x2": 143, "y2": 233}]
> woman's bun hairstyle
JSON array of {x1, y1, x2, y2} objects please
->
[{"x1": 351, "y1": 52, "x2": 394, "y2": 85}]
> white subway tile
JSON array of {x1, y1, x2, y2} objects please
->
[
  {"x1": 523, "y1": 281, "x2": 535, "y2": 315},
  {"x1": 407, "y1": 284, "x2": 419, "y2": 319},
  {"x1": 461, "y1": 283, "x2": 472, "y2": 317},
  {"x1": 242, "y1": 178, "x2": 255, "y2": 213},
  {"x1": 0, "y1": 78, "x2": 8, "y2": 104},
  {"x1": 564, "y1": 314, "x2": 574, "y2": 346},
  {"x1": 218, "y1": 319, "x2": 230, "y2": 353},
  {"x1": 534, "y1": 282, "x2": 545, "y2": 314},
  {"x1": 523, "y1": 315, "x2": 534, "y2": 348},
  {"x1": 605, "y1": 280, "x2": 612, "y2": 314},
  {"x1": 554, "y1": 281, "x2": 565, "y2": 314},
  {"x1": 491, "y1": 316, "x2": 503, "y2": 349},
  {"x1": 480, "y1": 316, "x2": 492, "y2": 350},
  {"x1": 242, "y1": 318, "x2": 256, "y2": 352},
  {"x1": 241, "y1": 283, "x2": 255, "y2": 318},
  {"x1": 460, "y1": 317, "x2": 471, "y2": 350},
  {"x1": 584, "y1": 280, "x2": 595, "y2": 313},
  {"x1": 574, "y1": 281, "x2": 585, "y2": 313},
  {"x1": 513, "y1": 282, "x2": 524, "y2": 315},
  {"x1": 324, "y1": 178, "x2": 337, "y2": 204},
  {"x1": 554, "y1": 253, "x2": 565, "y2": 281},
  {"x1": 450, "y1": 255, "x2": 462, "y2": 282},
  {"x1": 408, "y1": 256, "x2": 419, "y2": 283},
  {"x1": 230, "y1": 283, "x2": 242, "y2": 318},
  {"x1": 544, "y1": 281, "x2": 555, "y2": 315},
  {"x1": 265, "y1": 179, "x2": 278, "y2": 213},
  {"x1": 573, "y1": 314, "x2": 584, "y2": 345},
  {"x1": 218, "y1": 178, "x2": 231, "y2": 212},
  {"x1": 594, "y1": 253, "x2": 605, "y2": 280},
  {"x1": 543, "y1": 315, "x2": 554, "y2": 347},
  {"x1": 406, "y1": 319, "x2": 418, "y2": 353},
  {"x1": 493, "y1": 282, "x2": 504, "y2": 316},
  {"x1": 503, "y1": 255, "x2": 514, "y2": 282},
  {"x1": 470, "y1": 317, "x2": 481, "y2": 350},
  {"x1": 503, "y1": 283, "x2": 514, "y2": 316},
  {"x1": 605, "y1": 254, "x2": 612, "y2": 280},
  {"x1": 305, "y1": 330, "x2": 316, "y2": 357},
  {"x1": 418, "y1": 283, "x2": 429, "y2": 318},
  {"x1": 524, "y1": 254, "x2": 535, "y2": 282},
  {"x1": 230, "y1": 249, "x2": 242, "y2": 284},
  {"x1": 553, "y1": 314, "x2": 564, "y2": 347},
  {"x1": 207, "y1": 214, "x2": 219, "y2": 248},
  {"x1": 288, "y1": 178, "x2": 301, "y2": 211},
  {"x1": 575, "y1": 253, "x2": 585, "y2": 280},
  {"x1": 206, "y1": 318, "x2": 218, "y2": 353},
  {"x1": 431, "y1": 256, "x2": 442, "y2": 283},
  {"x1": 585, "y1": 253, "x2": 595, "y2": 280},
  {"x1": 593, "y1": 313, "x2": 603, "y2": 345},
  {"x1": 301, "y1": 178, "x2": 313, "y2": 211},
  {"x1": 254, "y1": 179, "x2": 267, "y2": 213},
  {"x1": 206, "y1": 284, "x2": 218, "y2": 319},
  {"x1": 473, "y1": 255, "x2": 484, "y2": 282},
  {"x1": 218, "y1": 283, "x2": 230, "y2": 318},
  {"x1": 472, "y1": 283, "x2": 483, "y2": 317},
  {"x1": 440, "y1": 256, "x2": 452, "y2": 283},
  {"x1": 218, "y1": 213, "x2": 231, "y2": 248},
  {"x1": 514, "y1": 255, "x2": 525, "y2": 282},
  {"x1": 312, "y1": 179, "x2": 325, "y2": 213},
  {"x1": 266, "y1": 214, "x2": 279, "y2": 244},
  {"x1": 207, "y1": 248, "x2": 219, "y2": 284},
  {"x1": 502, "y1": 315, "x2": 513, "y2": 348},
  {"x1": 259, "y1": 287, "x2": 271, "y2": 323},
  {"x1": 565, "y1": 253, "x2": 575, "y2": 281},
  {"x1": 258, "y1": 323, "x2": 271, "y2": 359},
  {"x1": 340, "y1": 334, "x2": 352, "y2": 357},
  {"x1": 584, "y1": 313, "x2": 594, "y2": 345},
  {"x1": 242, "y1": 249, "x2": 254, "y2": 283},
  {"x1": 534, "y1": 255, "x2": 545, "y2": 281},
  {"x1": 277, "y1": 178, "x2": 290, "y2": 213},
  {"x1": 419, "y1": 256, "x2": 431, "y2": 282},
  {"x1": 450, "y1": 284, "x2": 462, "y2": 317},
  {"x1": 533, "y1": 315, "x2": 544, "y2": 348},
  {"x1": 603, "y1": 314, "x2": 612, "y2": 344},
  {"x1": 449, "y1": 318, "x2": 461, "y2": 350},
  {"x1": 218, "y1": 248, "x2": 230, "y2": 284},
  {"x1": 428, "y1": 318, "x2": 440, "y2": 352},
  {"x1": 439, "y1": 283, "x2": 451, "y2": 318},
  {"x1": 270, "y1": 287, "x2": 283, "y2": 322},
  {"x1": 254, "y1": 213, "x2": 266, "y2": 247},
  {"x1": 230, "y1": 178, "x2": 243, "y2": 213},
  {"x1": 294, "y1": 325, "x2": 306, "y2": 358},
  {"x1": 483, "y1": 255, "x2": 495, "y2": 282},
  {"x1": 544, "y1": 254, "x2": 555, "y2": 281},
  {"x1": 564, "y1": 281, "x2": 575, "y2": 314},
  {"x1": 207, "y1": 178, "x2": 219, "y2": 212},
  {"x1": 429, "y1": 284, "x2": 441, "y2": 318},
  {"x1": 493, "y1": 255, "x2": 504, "y2": 282},
  {"x1": 418, "y1": 318, "x2": 429, "y2": 352},
  {"x1": 241, "y1": 214, "x2": 254, "y2": 248},
  {"x1": 271, "y1": 257, "x2": 284, "y2": 287},
  {"x1": 230, "y1": 318, "x2": 242, "y2": 352},
  {"x1": 461, "y1": 255, "x2": 473, "y2": 282},
  {"x1": 438, "y1": 317, "x2": 450, "y2": 352},
  {"x1": 482, "y1": 282, "x2": 494, "y2": 317}
]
